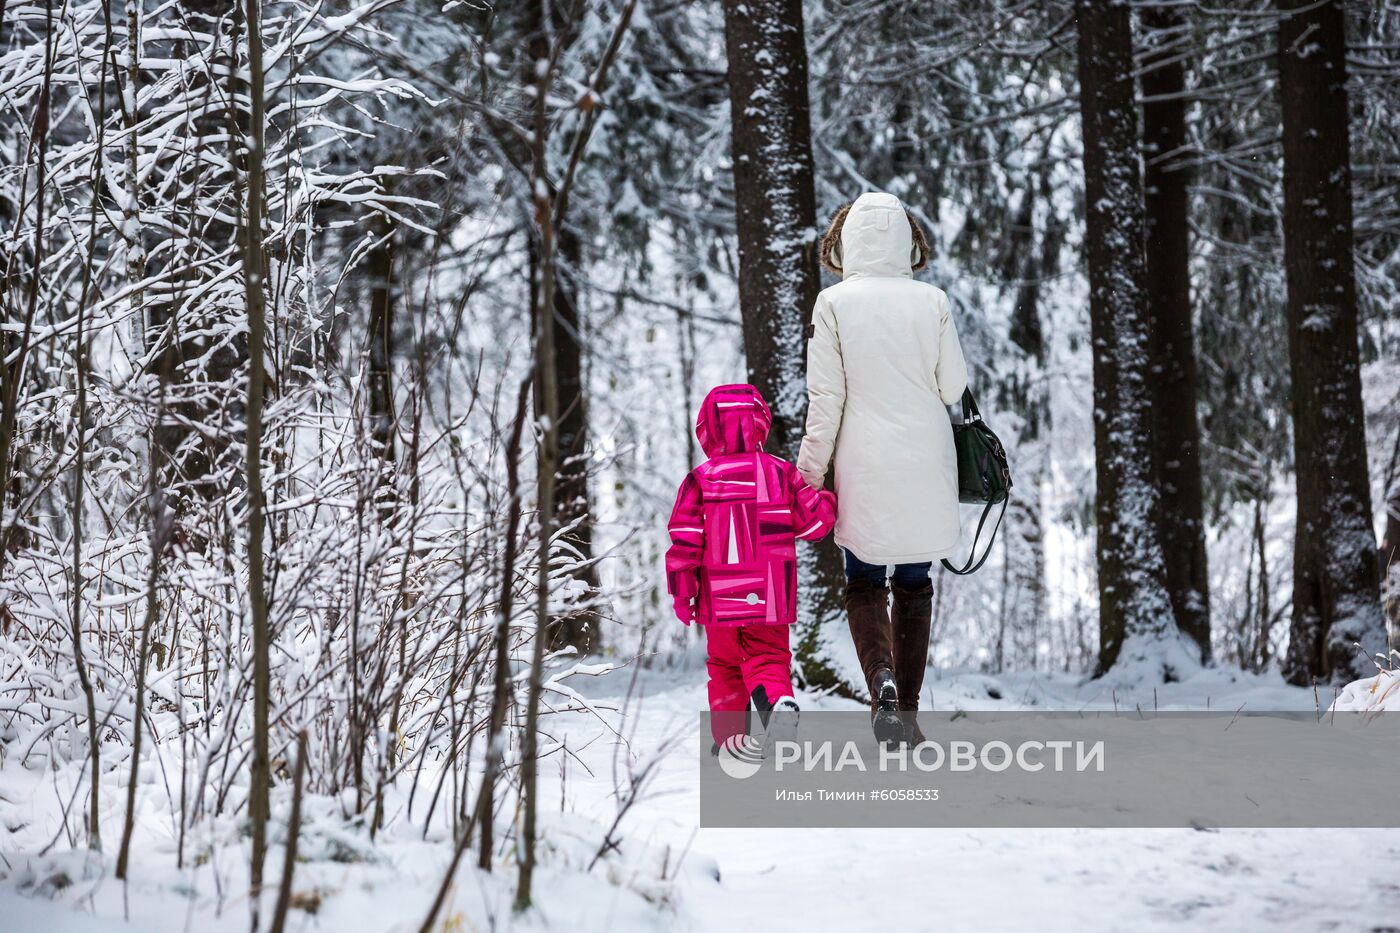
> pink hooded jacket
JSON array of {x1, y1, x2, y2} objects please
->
[{"x1": 665, "y1": 384, "x2": 837, "y2": 627}]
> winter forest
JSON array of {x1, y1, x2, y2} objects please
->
[{"x1": 3, "y1": 0, "x2": 1400, "y2": 929}]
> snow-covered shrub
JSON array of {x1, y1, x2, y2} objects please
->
[
  {"x1": 1329, "y1": 667, "x2": 1400, "y2": 713},
  {"x1": 0, "y1": 0, "x2": 602, "y2": 874}
]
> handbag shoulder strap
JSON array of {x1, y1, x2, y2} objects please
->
[
  {"x1": 960, "y1": 388, "x2": 982, "y2": 424},
  {"x1": 940, "y1": 497, "x2": 1007, "y2": 576}
]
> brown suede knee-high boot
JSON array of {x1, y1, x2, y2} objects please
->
[
  {"x1": 844, "y1": 579, "x2": 893, "y2": 696},
  {"x1": 891, "y1": 580, "x2": 933, "y2": 712}
]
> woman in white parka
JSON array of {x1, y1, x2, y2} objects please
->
[{"x1": 797, "y1": 191, "x2": 968, "y2": 742}]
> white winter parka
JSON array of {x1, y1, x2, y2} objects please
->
[{"x1": 797, "y1": 192, "x2": 969, "y2": 565}]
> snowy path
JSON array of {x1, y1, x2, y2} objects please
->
[
  {"x1": 5, "y1": 660, "x2": 1400, "y2": 931},
  {"x1": 551, "y1": 661, "x2": 1400, "y2": 932}
]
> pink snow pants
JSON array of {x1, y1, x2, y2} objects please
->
[{"x1": 704, "y1": 623, "x2": 793, "y2": 746}]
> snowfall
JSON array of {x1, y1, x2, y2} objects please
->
[{"x1": 3, "y1": 650, "x2": 1399, "y2": 933}]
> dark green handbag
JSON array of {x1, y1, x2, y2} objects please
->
[{"x1": 941, "y1": 389, "x2": 1012, "y2": 576}]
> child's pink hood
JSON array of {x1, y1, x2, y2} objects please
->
[{"x1": 695, "y1": 384, "x2": 772, "y2": 457}]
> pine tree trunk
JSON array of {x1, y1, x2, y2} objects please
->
[
  {"x1": 548, "y1": 226, "x2": 601, "y2": 653},
  {"x1": 722, "y1": 0, "x2": 817, "y2": 460},
  {"x1": 1075, "y1": 0, "x2": 1189, "y2": 679},
  {"x1": 722, "y1": 0, "x2": 849, "y2": 693},
  {"x1": 1141, "y1": 4, "x2": 1211, "y2": 660},
  {"x1": 366, "y1": 214, "x2": 397, "y2": 463},
  {"x1": 1276, "y1": 0, "x2": 1386, "y2": 684}
]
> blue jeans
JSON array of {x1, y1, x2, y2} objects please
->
[{"x1": 842, "y1": 549, "x2": 932, "y2": 590}]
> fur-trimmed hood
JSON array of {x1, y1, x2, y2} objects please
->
[{"x1": 820, "y1": 192, "x2": 929, "y2": 279}]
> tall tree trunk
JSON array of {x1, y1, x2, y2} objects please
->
[
  {"x1": 506, "y1": 0, "x2": 599, "y2": 658},
  {"x1": 116, "y1": 0, "x2": 155, "y2": 868},
  {"x1": 142, "y1": 0, "x2": 244, "y2": 551},
  {"x1": 70, "y1": 144, "x2": 104, "y2": 853},
  {"x1": 116, "y1": 516, "x2": 159, "y2": 878},
  {"x1": 1007, "y1": 492, "x2": 1047, "y2": 670},
  {"x1": 1276, "y1": 0, "x2": 1386, "y2": 684},
  {"x1": 1253, "y1": 492, "x2": 1273, "y2": 670},
  {"x1": 515, "y1": 9, "x2": 559, "y2": 912},
  {"x1": 722, "y1": 0, "x2": 817, "y2": 460},
  {"x1": 514, "y1": 3, "x2": 634, "y2": 909},
  {"x1": 722, "y1": 0, "x2": 849, "y2": 692},
  {"x1": 0, "y1": 0, "x2": 54, "y2": 568},
  {"x1": 1141, "y1": 4, "x2": 1211, "y2": 660},
  {"x1": 239, "y1": 0, "x2": 272, "y2": 916},
  {"x1": 1075, "y1": 0, "x2": 1189, "y2": 679},
  {"x1": 366, "y1": 214, "x2": 397, "y2": 463},
  {"x1": 547, "y1": 225, "x2": 601, "y2": 653},
  {"x1": 475, "y1": 378, "x2": 531, "y2": 873},
  {"x1": 1006, "y1": 159, "x2": 1055, "y2": 672},
  {"x1": 268, "y1": 731, "x2": 307, "y2": 933},
  {"x1": 1381, "y1": 473, "x2": 1399, "y2": 651}
]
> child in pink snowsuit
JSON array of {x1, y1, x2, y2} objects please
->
[{"x1": 665, "y1": 384, "x2": 837, "y2": 746}]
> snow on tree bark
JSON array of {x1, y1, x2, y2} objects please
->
[
  {"x1": 1276, "y1": 0, "x2": 1386, "y2": 684},
  {"x1": 546, "y1": 226, "x2": 602, "y2": 652},
  {"x1": 722, "y1": 0, "x2": 850, "y2": 693},
  {"x1": 1075, "y1": 0, "x2": 1198, "y2": 680},
  {"x1": 721, "y1": 0, "x2": 818, "y2": 461},
  {"x1": 1140, "y1": 4, "x2": 1211, "y2": 660}
]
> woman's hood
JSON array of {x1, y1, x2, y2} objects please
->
[
  {"x1": 839, "y1": 191, "x2": 915, "y2": 280},
  {"x1": 696, "y1": 384, "x2": 772, "y2": 457}
]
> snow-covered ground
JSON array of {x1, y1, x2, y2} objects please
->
[{"x1": 5, "y1": 657, "x2": 1399, "y2": 932}]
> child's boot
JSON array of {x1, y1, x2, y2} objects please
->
[
  {"x1": 749, "y1": 684, "x2": 774, "y2": 730},
  {"x1": 750, "y1": 686, "x2": 800, "y2": 756},
  {"x1": 764, "y1": 696, "x2": 800, "y2": 756}
]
